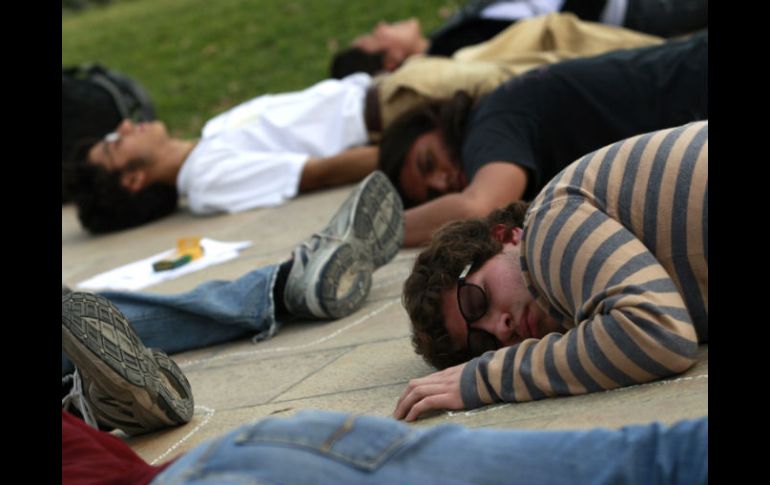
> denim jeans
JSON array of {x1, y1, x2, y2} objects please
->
[
  {"x1": 62, "y1": 265, "x2": 280, "y2": 376},
  {"x1": 152, "y1": 410, "x2": 707, "y2": 485}
]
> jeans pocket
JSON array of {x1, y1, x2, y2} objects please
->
[{"x1": 234, "y1": 410, "x2": 413, "y2": 471}]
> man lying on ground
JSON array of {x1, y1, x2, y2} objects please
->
[{"x1": 394, "y1": 121, "x2": 707, "y2": 421}]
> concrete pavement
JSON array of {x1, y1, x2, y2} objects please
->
[{"x1": 62, "y1": 183, "x2": 707, "y2": 464}]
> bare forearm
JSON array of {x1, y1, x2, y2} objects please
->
[
  {"x1": 299, "y1": 146, "x2": 379, "y2": 192},
  {"x1": 403, "y1": 163, "x2": 529, "y2": 246},
  {"x1": 404, "y1": 193, "x2": 486, "y2": 247}
]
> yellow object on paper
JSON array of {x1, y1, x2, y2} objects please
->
[
  {"x1": 152, "y1": 237, "x2": 205, "y2": 272},
  {"x1": 76, "y1": 238, "x2": 253, "y2": 291}
]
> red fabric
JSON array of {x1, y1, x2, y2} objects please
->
[{"x1": 62, "y1": 410, "x2": 171, "y2": 485}]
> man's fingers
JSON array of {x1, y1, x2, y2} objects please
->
[
  {"x1": 393, "y1": 384, "x2": 443, "y2": 419},
  {"x1": 394, "y1": 378, "x2": 417, "y2": 410},
  {"x1": 404, "y1": 394, "x2": 455, "y2": 422},
  {"x1": 394, "y1": 383, "x2": 447, "y2": 420},
  {"x1": 394, "y1": 364, "x2": 467, "y2": 420},
  {"x1": 394, "y1": 375, "x2": 440, "y2": 413}
]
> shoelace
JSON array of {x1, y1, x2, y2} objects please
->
[
  {"x1": 61, "y1": 369, "x2": 99, "y2": 429},
  {"x1": 299, "y1": 232, "x2": 344, "y2": 253},
  {"x1": 299, "y1": 232, "x2": 342, "y2": 260}
]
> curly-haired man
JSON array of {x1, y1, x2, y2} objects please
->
[{"x1": 394, "y1": 121, "x2": 707, "y2": 420}]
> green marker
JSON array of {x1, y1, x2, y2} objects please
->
[{"x1": 152, "y1": 254, "x2": 193, "y2": 272}]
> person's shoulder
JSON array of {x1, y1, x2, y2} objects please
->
[{"x1": 483, "y1": 66, "x2": 550, "y2": 103}]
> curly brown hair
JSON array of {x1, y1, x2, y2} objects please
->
[{"x1": 403, "y1": 201, "x2": 530, "y2": 369}]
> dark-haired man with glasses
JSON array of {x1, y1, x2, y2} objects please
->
[{"x1": 394, "y1": 121, "x2": 707, "y2": 421}]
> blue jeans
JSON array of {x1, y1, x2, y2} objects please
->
[
  {"x1": 152, "y1": 410, "x2": 707, "y2": 485},
  {"x1": 62, "y1": 265, "x2": 280, "y2": 376}
]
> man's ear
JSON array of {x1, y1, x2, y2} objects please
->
[
  {"x1": 383, "y1": 51, "x2": 404, "y2": 72},
  {"x1": 120, "y1": 170, "x2": 147, "y2": 193},
  {"x1": 491, "y1": 224, "x2": 512, "y2": 243},
  {"x1": 491, "y1": 225, "x2": 523, "y2": 244}
]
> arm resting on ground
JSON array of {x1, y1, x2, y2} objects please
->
[{"x1": 404, "y1": 162, "x2": 528, "y2": 246}]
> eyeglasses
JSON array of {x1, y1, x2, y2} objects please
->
[
  {"x1": 456, "y1": 263, "x2": 501, "y2": 356},
  {"x1": 101, "y1": 132, "x2": 120, "y2": 170}
]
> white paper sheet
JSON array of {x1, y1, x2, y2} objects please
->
[{"x1": 76, "y1": 238, "x2": 253, "y2": 291}]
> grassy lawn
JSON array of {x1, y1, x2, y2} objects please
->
[{"x1": 63, "y1": 0, "x2": 460, "y2": 138}]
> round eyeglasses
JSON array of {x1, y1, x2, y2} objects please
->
[{"x1": 456, "y1": 263, "x2": 502, "y2": 356}]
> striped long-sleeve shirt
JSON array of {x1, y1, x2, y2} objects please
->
[{"x1": 460, "y1": 121, "x2": 708, "y2": 408}]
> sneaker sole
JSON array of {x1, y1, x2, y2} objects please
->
[
  {"x1": 318, "y1": 242, "x2": 373, "y2": 319},
  {"x1": 62, "y1": 292, "x2": 194, "y2": 435},
  {"x1": 347, "y1": 171, "x2": 404, "y2": 268}
]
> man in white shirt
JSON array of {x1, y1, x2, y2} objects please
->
[{"x1": 74, "y1": 73, "x2": 378, "y2": 232}]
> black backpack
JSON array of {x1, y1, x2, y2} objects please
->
[{"x1": 62, "y1": 63, "x2": 156, "y2": 203}]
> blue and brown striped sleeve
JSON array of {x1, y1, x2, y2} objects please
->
[{"x1": 460, "y1": 121, "x2": 708, "y2": 408}]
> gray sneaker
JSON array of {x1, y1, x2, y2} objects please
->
[
  {"x1": 284, "y1": 170, "x2": 404, "y2": 319},
  {"x1": 61, "y1": 292, "x2": 194, "y2": 435}
]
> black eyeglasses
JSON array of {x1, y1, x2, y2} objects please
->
[{"x1": 456, "y1": 263, "x2": 501, "y2": 356}]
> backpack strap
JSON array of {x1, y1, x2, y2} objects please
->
[
  {"x1": 63, "y1": 63, "x2": 156, "y2": 121},
  {"x1": 99, "y1": 69, "x2": 156, "y2": 121},
  {"x1": 88, "y1": 72, "x2": 132, "y2": 119}
]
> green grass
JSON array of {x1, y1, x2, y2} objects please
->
[{"x1": 63, "y1": 0, "x2": 461, "y2": 138}]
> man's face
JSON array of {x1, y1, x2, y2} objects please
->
[
  {"x1": 353, "y1": 18, "x2": 424, "y2": 70},
  {"x1": 441, "y1": 239, "x2": 563, "y2": 355},
  {"x1": 398, "y1": 129, "x2": 468, "y2": 204},
  {"x1": 87, "y1": 119, "x2": 168, "y2": 174}
]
